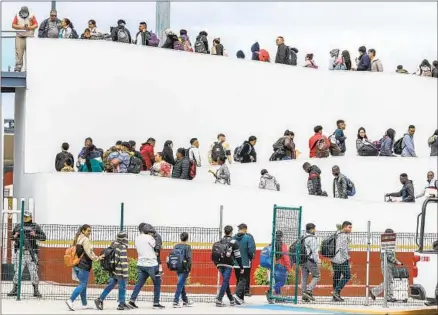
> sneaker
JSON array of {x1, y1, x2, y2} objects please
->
[
  {"x1": 65, "y1": 299, "x2": 74, "y2": 311},
  {"x1": 388, "y1": 298, "x2": 397, "y2": 303},
  {"x1": 215, "y1": 299, "x2": 226, "y2": 307},
  {"x1": 302, "y1": 296, "x2": 310, "y2": 303},
  {"x1": 369, "y1": 290, "x2": 376, "y2": 301},
  {"x1": 182, "y1": 300, "x2": 194, "y2": 307},
  {"x1": 233, "y1": 295, "x2": 243, "y2": 305},
  {"x1": 332, "y1": 292, "x2": 344, "y2": 302},
  {"x1": 230, "y1": 300, "x2": 236, "y2": 307},
  {"x1": 128, "y1": 301, "x2": 138, "y2": 309},
  {"x1": 153, "y1": 303, "x2": 165, "y2": 309},
  {"x1": 303, "y1": 291, "x2": 315, "y2": 302},
  {"x1": 265, "y1": 291, "x2": 275, "y2": 304},
  {"x1": 244, "y1": 292, "x2": 252, "y2": 297},
  {"x1": 94, "y1": 299, "x2": 103, "y2": 311},
  {"x1": 173, "y1": 302, "x2": 182, "y2": 308}
]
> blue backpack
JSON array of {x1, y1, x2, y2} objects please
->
[
  {"x1": 260, "y1": 245, "x2": 271, "y2": 269},
  {"x1": 346, "y1": 178, "x2": 356, "y2": 197},
  {"x1": 166, "y1": 246, "x2": 186, "y2": 272}
]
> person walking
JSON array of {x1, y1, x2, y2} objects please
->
[
  {"x1": 301, "y1": 223, "x2": 320, "y2": 302},
  {"x1": 331, "y1": 221, "x2": 352, "y2": 302}
]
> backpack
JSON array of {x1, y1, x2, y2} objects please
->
[
  {"x1": 314, "y1": 138, "x2": 330, "y2": 158},
  {"x1": 273, "y1": 137, "x2": 285, "y2": 151},
  {"x1": 328, "y1": 133, "x2": 343, "y2": 156},
  {"x1": 289, "y1": 236, "x2": 311, "y2": 265},
  {"x1": 372, "y1": 140, "x2": 382, "y2": 151},
  {"x1": 64, "y1": 245, "x2": 83, "y2": 267},
  {"x1": 173, "y1": 39, "x2": 184, "y2": 51},
  {"x1": 148, "y1": 32, "x2": 160, "y2": 47},
  {"x1": 194, "y1": 37, "x2": 207, "y2": 53},
  {"x1": 100, "y1": 246, "x2": 118, "y2": 273},
  {"x1": 127, "y1": 155, "x2": 142, "y2": 174},
  {"x1": 234, "y1": 143, "x2": 249, "y2": 162},
  {"x1": 70, "y1": 29, "x2": 79, "y2": 39},
  {"x1": 346, "y1": 177, "x2": 356, "y2": 197},
  {"x1": 211, "y1": 142, "x2": 226, "y2": 163},
  {"x1": 211, "y1": 239, "x2": 232, "y2": 265},
  {"x1": 260, "y1": 245, "x2": 272, "y2": 269},
  {"x1": 393, "y1": 137, "x2": 405, "y2": 155},
  {"x1": 288, "y1": 47, "x2": 298, "y2": 66},
  {"x1": 166, "y1": 246, "x2": 186, "y2": 272},
  {"x1": 185, "y1": 148, "x2": 197, "y2": 180},
  {"x1": 117, "y1": 28, "x2": 130, "y2": 43},
  {"x1": 320, "y1": 233, "x2": 339, "y2": 258},
  {"x1": 56, "y1": 151, "x2": 72, "y2": 172},
  {"x1": 421, "y1": 67, "x2": 432, "y2": 77},
  {"x1": 259, "y1": 49, "x2": 270, "y2": 62}
]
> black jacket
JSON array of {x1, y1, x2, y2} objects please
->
[
  {"x1": 307, "y1": 165, "x2": 323, "y2": 196},
  {"x1": 55, "y1": 151, "x2": 74, "y2": 171},
  {"x1": 135, "y1": 31, "x2": 151, "y2": 45},
  {"x1": 172, "y1": 157, "x2": 190, "y2": 180},
  {"x1": 389, "y1": 180, "x2": 415, "y2": 202},
  {"x1": 240, "y1": 141, "x2": 257, "y2": 163},
  {"x1": 111, "y1": 25, "x2": 131, "y2": 43},
  {"x1": 77, "y1": 244, "x2": 93, "y2": 272},
  {"x1": 12, "y1": 222, "x2": 46, "y2": 254},
  {"x1": 218, "y1": 236, "x2": 243, "y2": 268},
  {"x1": 196, "y1": 35, "x2": 209, "y2": 54},
  {"x1": 161, "y1": 34, "x2": 178, "y2": 49},
  {"x1": 133, "y1": 150, "x2": 146, "y2": 170},
  {"x1": 275, "y1": 43, "x2": 289, "y2": 65},
  {"x1": 162, "y1": 143, "x2": 176, "y2": 165}
]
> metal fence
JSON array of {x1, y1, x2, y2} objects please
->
[{"x1": 0, "y1": 221, "x2": 435, "y2": 307}]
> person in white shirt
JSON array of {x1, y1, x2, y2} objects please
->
[
  {"x1": 128, "y1": 223, "x2": 164, "y2": 309},
  {"x1": 188, "y1": 138, "x2": 202, "y2": 167}
]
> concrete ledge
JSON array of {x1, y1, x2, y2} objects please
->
[{"x1": 296, "y1": 304, "x2": 438, "y2": 315}]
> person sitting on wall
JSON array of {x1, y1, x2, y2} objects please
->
[{"x1": 55, "y1": 142, "x2": 74, "y2": 172}]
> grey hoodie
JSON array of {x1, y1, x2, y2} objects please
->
[
  {"x1": 303, "y1": 232, "x2": 320, "y2": 263},
  {"x1": 259, "y1": 173, "x2": 280, "y2": 191},
  {"x1": 331, "y1": 231, "x2": 350, "y2": 264}
]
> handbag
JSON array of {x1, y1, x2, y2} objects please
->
[{"x1": 391, "y1": 265, "x2": 409, "y2": 279}]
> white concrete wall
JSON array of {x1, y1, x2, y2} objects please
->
[
  {"x1": 25, "y1": 39, "x2": 437, "y2": 174},
  {"x1": 27, "y1": 171, "x2": 427, "y2": 242}
]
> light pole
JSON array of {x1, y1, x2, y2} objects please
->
[
  {"x1": 156, "y1": 0, "x2": 170, "y2": 46},
  {"x1": 51, "y1": 1, "x2": 56, "y2": 11}
]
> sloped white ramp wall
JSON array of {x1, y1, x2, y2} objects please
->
[{"x1": 25, "y1": 39, "x2": 437, "y2": 173}]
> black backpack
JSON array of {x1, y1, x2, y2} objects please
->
[
  {"x1": 289, "y1": 236, "x2": 311, "y2": 265},
  {"x1": 211, "y1": 239, "x2": 232, "y2": 265},
  {"x1": 234, "y1": 143, "x2": 249, "y2": 162},
  {"x1": 127, "y1": 155, "x2": 142, "y2": 174},
  {"x1": 288, "y1": 48, "x2": 297, "y2": 66},
  {"x1": 194, "y1": 37, "x2": 207, "y2": 53},
  {"x1": 393, "y1": 136, "x2": 405, "y2": 155},
  {"x1": 320, "y1": 233, "x2": 339, "y2": 258},
  {"x1": 211, "y1": 142, "x2": 226, "y2": 163},
  {"x1": 56, "y1": 151, "x2": 72, "y2": 171},
  {"x1": 167, "y1": 246, "x2": 186, "y2": 272},
  {"x1": 100, "y1": 246, "x2": 118, "y2": 273}
]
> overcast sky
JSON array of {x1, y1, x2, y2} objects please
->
[{"x1": 2, "y1": 2, "x2": 437, "y2": 119}]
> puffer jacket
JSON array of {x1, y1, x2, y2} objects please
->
[
  {"x1": 172, "y1": 157, "x2": 190, "y2": 180},
  {"x1": 307, "y1": 165, "x2": 323, "y2": 196},
  {"x1": 428, "y1": 135, "x2": 438, "y2": 156},
  {"x1": 388, "y1": 180, "x2": 415, "y2": 202},
  {"x1": 356, "y1": 139, "x2": 379, "y2": 156},
  {"x1": 379, "y1": 136, "x2": 394, "y2": 157},
  {"x1": 259, "y1": 174, "x2": 280, "y2": 191},
  {"x1": 333, "y1": 173, "x2": 348, "y2": 199},
  {"x1": 233, "y1": 233, "x2": 255, "y2": 268}
]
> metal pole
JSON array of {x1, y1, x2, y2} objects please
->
[
  {"x1": 155, "y1": 0, "x2": 170, "y2": 45},
  {"x1": 120, "y1": 202, "x2": 124, "y2": 232},
  {"x1": 16, "y1": 200, "x2": 25, "y2": 301},
  {"x1": 51, "y1": 1, "x2": 56, "y2": 10},
  {"x1": 365, "y1": 221, "x2": 371, "y2": 306},
  {"x1": 216, "y1": 205, "x2": 223, "y2": 295},
  {"x1": 383, "y1": 250, "x2": 388, "y2": 308}
]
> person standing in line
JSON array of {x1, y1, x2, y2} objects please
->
[
  {"x1": 188, "y1": 138, "x2": 202, "y2": 167},
  {"x1": 8, "y1": 211, "x2": 46, "y2": 298},
  {"x1": 332, "y1": 166, "x2": 348, "y2": 199},
  {"x1": 172, "y1": 232, "x2": 194, "y2": 308},
  {"x1": 128, "y1": 224, "x2": 165, "y2": 309},
  {"x1": 401, "y1": 125, "x2": 417, "y2": 157},
  {"x1": 214, "y1": 225, "x2": 244, "y2": 307},
  {"x1": 244, "y1": 227, "x2": 256, "y2": 297},
  {"x1": 95, "y1": 232, "x2": 132, "y2": 310},
  {"x1": 209, "y1": 156, "x2": 231, "y2": 185},
  {"x1": 259, "y1": 169, "x2": 280, "y2": 191},
  {"x1": 12, "y1": 6, "x2": 38, "y2": 72},
  {"x1": 369, "y1": 229, "x2": 403, "y2": 302},
  {"x1": 232, "y1": 223, "x2": 255, "y2": 305},
  {"x1": 331, "y1": 221, "x2": 352, "y2": 302},
  {"x1": 302, "y1": 162, "x2": 327, "y2": 196},
  {"x1": 66, "y1": 225, "x2": 103, "y2": 311},
  {"x1": 301, "y1": 223, "x2": 320, "y2": 302}
]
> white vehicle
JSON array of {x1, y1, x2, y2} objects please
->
[{"x1": 410, "y1": 196, "x2": 438, "y2": 306}]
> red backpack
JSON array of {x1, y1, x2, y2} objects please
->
[{"x1": 259, "y1": 49, "x2": 270, "y2": 62}]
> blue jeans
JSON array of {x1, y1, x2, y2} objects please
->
[
  {"x1": 130, "y1": 265, "x2": 161, "y2": 304},
  {"x1": 274, "y1": 264, "x2": 287, "y2": 295},
  {"x1": 282, "y1": 156, "x2": 292, "y2": 161},
  {"x1": 217, "y1": 267, "x2": 233, "y2": 301},
  {"x1": 70, "y1": 267, "x2": 90, "y2": 305},
  {"x1": 100, "y1": 277, "x2": 126, "y2": 304},
  {"x1": 332, "y1": 261, "x2": 351, "y2": 294},
  {"x1": 174, "y1": 272, "x2": 189, "y2": 303}
]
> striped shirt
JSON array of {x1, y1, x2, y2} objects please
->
[{"x1": 111, "y1": 241, "x2": 128, "y2": 279}]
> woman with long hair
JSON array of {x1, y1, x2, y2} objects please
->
[
  {"x1": 78, "y1": 145, "x2": 104, "y2": 172},
  {"x1": 356, "y1": 127, "x2": 379, "y2": 156},
  {"x1": 379, "y1": 128, "x2": 396, "y2": 157},
  {"x1": 150, "y1": 152, "x2": 171, "y2": 177},
  {"x1": 66, "y1": 225, "x2": 103, "y2": 311}
]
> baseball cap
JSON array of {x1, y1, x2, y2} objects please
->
[
  {"x1": 20, "y1": 6, "x2": 29, "y2": 18},
  {"x1": 237, "y1": 223, "x2": 247, "y2": 229},
  {"x1": 24, "y1": 210, "x2": 32, "y2": 217}
]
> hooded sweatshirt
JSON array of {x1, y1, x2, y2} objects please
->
[
  {"x1": 233, "y1": 233, "x2": 255, "y2": 268},
  {"x1": 111, "y1": 239, "x2": 129, "y2": 280},
  {"x1": 307, "y1": 165, "x2": 323, "y2": 196},
  {"x1": 259, "y1": 173, "x2": 280, "y2": 191},
  {"x1": 251, "y1": 42, "x2": 260, "y2": 60},
  {"x1": 388, "y1": 180, "x2": 415, "y2": 202}
]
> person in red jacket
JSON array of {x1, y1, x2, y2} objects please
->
[
  {"x1": 267, "y1": 230, "x2": 291, "y2": 303},
  {"x1": 309, "y1": 126, "x2": 330, "y2": 158},
  {"x1": 140, "y1": 138, "x2": 156, "y2": 170}
]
